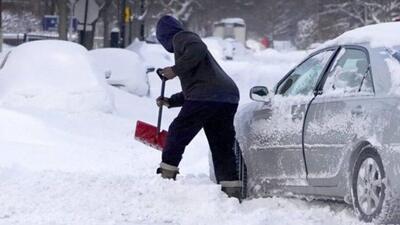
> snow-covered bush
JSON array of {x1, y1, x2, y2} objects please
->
[
  {"x1": 0, "y1": 40, "x2": 113, "y2": 113},
  {"x1": 89, "y1": 48, "x2": 149, "y2": 97}
]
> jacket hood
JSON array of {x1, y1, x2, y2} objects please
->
[{"x1": 156, "y1": 15, "x2": 183, "y2": 53}]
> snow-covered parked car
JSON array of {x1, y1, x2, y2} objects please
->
[
  {"x1": 234, "y1": 22, "x2": 400, "y2": 223},
  {"x1": 89, "y1": 48, "x2": 149, "y2": 96},
  {"x1": 0, "y1": 40, "x2": 113, "y2": 112}
]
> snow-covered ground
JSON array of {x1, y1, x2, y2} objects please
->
[{"x1": 0, "y1": 39, "x2": 369, "y2": 225}]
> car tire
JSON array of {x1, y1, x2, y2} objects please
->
[
  {"x1": 235, "y1": 141, "x2": 247, "y2": 199},
  {"x1": 351, "y1": 146, "x2": 400, "y2": 224}
]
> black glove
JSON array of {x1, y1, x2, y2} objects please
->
[
  {"x1": 156, "y1": 97, "x2": 170, "y2": 108},
  {"x1": 160, "y1": 67, "x2": 177, "y2": 80}
]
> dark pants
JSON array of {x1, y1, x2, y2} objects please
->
[{"x1": 162, "y1": 100, "x2": 239, "y2": 182}]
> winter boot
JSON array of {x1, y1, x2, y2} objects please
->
[
  {"x1": 221, "y1": 181, "x2": 242, "y2": 201},
  {"x1": 156, "y1": 162, "x2": 179, "y2": 180}
]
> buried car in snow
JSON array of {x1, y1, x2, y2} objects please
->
[{"x1": 234, "y1": 23, "x2": 400, "y2": 223}]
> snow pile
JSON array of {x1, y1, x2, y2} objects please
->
[
  {"x1": 0, "y1": 168, "x2": 366, "y2": 225},
  {"x1": 127, "y1": 39, "x2": 173, "y2": 68},
  {"x1": 203, "y1": 37, "x2": 226, "y2": 60},
  {"x1": 321, "y1": 22, "x2": 400, "y2": 48},
  {"x1": 0, "y1": 108, "x2": 53, "y2": 146},
  {"x1": 0, "y1": 40, "x2": 113, "y2": 112},
  {"x1": 89, "y1": 48, "x2": 149, "y2": 96}
]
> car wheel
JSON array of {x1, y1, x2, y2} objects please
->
[
  {"x1": 235, "y1": 141, "x2": 247, "y2": 199},
  {"x1": 351, "y1": 146, "x2": 400, "y2": 224}
]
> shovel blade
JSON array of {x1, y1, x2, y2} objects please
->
[{"x1": 134, "y1": 120, "x2": 168, "y2": 151}]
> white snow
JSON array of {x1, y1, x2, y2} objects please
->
[
  {"x1": 89, "y1": 48, "x2": 149, "y2": 96},
  {"x1": 0, "y1": 39, "x2": 369, "y2": 225},
  {"x1": 320, "y1": 22, "x2": 400, "y2": 49},
  {"x1": 0, "y1": 40, "x2": 113, "y2": 113}
]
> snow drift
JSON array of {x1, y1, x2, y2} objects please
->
[{"x1": 0, "y1": 40, "x2": 113, "y2": 112}]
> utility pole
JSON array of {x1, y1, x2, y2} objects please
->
[
  {"x1": 120, "y1": 0, "x2": 126, "y2": 47},
  {"x1": 140, "y1": 0, "x2": 145, "y2": 41},
  {"x1": 81, "y1": 0, "x2": 89, "y2": 45}
]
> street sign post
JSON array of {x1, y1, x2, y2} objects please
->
[
  {"x1": 73, "y1": 0, "x2": 100, "y2": 48},
  {"x1": 43, "y1": 15, "x2": 58, "y2": 32},
  {"x1": 43, "y1": 16, "x2": 78, "y2": 32},
  {"x1": 74, "y1": 0, "x2": 100, "y2": 25}
]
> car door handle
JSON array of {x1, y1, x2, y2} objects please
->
[{"x1": 351, "y1": 106, "x2": 363, "y2": 116}]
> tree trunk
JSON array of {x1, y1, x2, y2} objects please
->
[
  {"x1": 56, "y1": 0, "x2": 68, "y2": 40},
  {"x1": 45, "y1": 0, "x2": 56, "y2": 15},
  {"x1": 101, "y1": 0, "x2": 113, "y2": 47}
]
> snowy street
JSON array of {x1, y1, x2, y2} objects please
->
[
  {"x1": 0, "y1": 39, "x2": 371, "y2": 225},
  {"x1": 2, "y1": 0, "x2": 400, "y2": 224}
]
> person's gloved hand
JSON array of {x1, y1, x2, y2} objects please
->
[
  {"x1": 161, "y1": 67, "x2": 176, "y2": 80},
  {"x1": 156, "y1": 97, "x2": 170, "y2": 108}
]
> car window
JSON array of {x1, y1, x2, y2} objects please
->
[
  {"x1": 323, "y1": 48, "x2": 373, "y2": 94},
  {"x1": 277, "y1": 50, "x2": 334, "y2": 96}
]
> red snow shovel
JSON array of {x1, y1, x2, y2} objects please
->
[{"x1": 134, "y1": 69, "x2": 168, "y2": 151}]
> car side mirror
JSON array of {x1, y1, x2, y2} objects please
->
[{"x1": 250, "y1": 86, "x2": 270, "y2": 102}]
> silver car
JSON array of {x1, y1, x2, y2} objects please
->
[{"x1": 235, "y1": 40, "x2": 400, "y2": 223}]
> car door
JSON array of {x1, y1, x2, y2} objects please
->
[
  {"x1": 247, "y1": 49, "x2": 336, "y2": 187},
  {"x1": 304, "y1": 46, "x2": 375, "y2": 186}
]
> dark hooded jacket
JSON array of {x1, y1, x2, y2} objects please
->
[{"x1": 156, "y1": 15, "x2": 239, "y2": 107}]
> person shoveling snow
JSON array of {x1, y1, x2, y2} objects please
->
[{"x1": 155, "y1": 15, "x2": 241, "y2": 199}]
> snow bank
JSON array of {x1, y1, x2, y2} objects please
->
[
  {"x1": 203, "y1": 37, "x2": 226, "y2": 60},
  {"x1": 127, "y1": 39, "x2": 173, "y2": 68},
  {"x1": 321, "y1": 22, "x2": 400, "y2": 49},
  {"x1": 0, "y1": 40, "x2": 113, "y2": 112},
  {"x1": 89, "y1": 48, "x2": 149, "y2": 96}
]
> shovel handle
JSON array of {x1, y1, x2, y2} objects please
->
[{"x1": 156, "y1": 69, "x2": 166, "y2": 135}]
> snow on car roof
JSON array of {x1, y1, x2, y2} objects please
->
[
  {"x1": 215, "y1": 18, "x2": 245, "y2": 25},
  {"x1": 321, "y1": 22, "x2": 400, "y2": 49}
]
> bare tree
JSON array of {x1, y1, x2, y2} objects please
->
[
  {"x1": 325, "y1": 0, "x2": 400, "y2": 27},
  {"x1": 155, "y1": 0, "x2": 200, "y2": 24}
]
